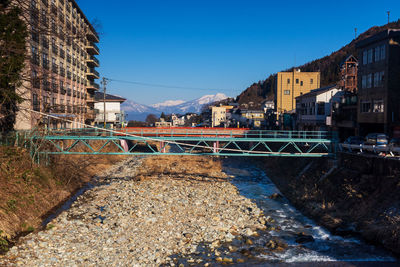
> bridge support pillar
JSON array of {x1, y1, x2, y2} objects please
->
[
  {"x1": 160, "y1": 141, "x2": 166, "y2": 153},
  {"x1": 213, "y1": 141, "x2": 219, "y2": 153}
]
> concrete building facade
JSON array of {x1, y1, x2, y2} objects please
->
[
  {"x1": 14, "y1": 0, "x2": 100, "y2": 130},
  {"x1": 275, "y1": 70, "x2": 320, "y2": 118},
  {"x1": 295, "y1": 85, "x2": 342, "y2": 131},
  {"x1": 94, "y1": 92, "x2": 126, "y2": 128},
  {"x1": 356, "y1": 29, "x2": 400, "y2": 136}
]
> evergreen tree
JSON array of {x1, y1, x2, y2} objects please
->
[{"x1": 0, "y1": 0, "x2": 27, "y2": 133}]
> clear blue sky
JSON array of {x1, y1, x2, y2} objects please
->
[{"x1": 76, "y1": 0, "x2": 399, "y2": 105}]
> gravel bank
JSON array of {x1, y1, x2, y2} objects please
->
[{"x1": 1, "y1": 156, "x2": 267, "y2": 266}]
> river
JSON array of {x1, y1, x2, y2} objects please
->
[{"x1": 221, "y1": 157, "x2": 397, "y2": 265}]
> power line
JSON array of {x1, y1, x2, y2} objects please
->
[{"x1": 108, "y1": 78, "x2": 238, "y2": 92}]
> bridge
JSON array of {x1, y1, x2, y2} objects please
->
[{"x1": 25, "y1": 127, "x2": 339, "y2": 159}]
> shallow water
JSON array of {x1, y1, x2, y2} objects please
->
[{"x1": 222, "y1": 158, "x2": 397, "y2": 263}]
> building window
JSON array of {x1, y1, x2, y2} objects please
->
[
  {"x1": 361, "y1": 101, "x2": 371, "y2": 113},
  {"x1": 284, "y1": 90, "x2": 290, "y2": 95},
  {"x1": 380, "y1": 44, "x2": 386, "y2": 60},
  {"x1": 300, "y1": 81, "x2": 303, "y2": 86},
  {"x1": 373, "y1": 100, "x2": 384, "y2": 113},
  {"x1": 373, "y1": 72, "x2": 379, "y2": 87},
  {"x1": 310, "y1": 78, "x2": 313, "y2": 84},
  {"x1": 362, "y1": 75, "x2": 366, "y2": 89},
  {"x1": 287, "y1": 78, "x2": 290, "y2": 84},
  {"x1": 367, "y1": 49, "x2": 373, "y2": 64},
  {"x1": 367, "y1": 74, "x2": 372, "y2": 88},
  {"x1": 363, "y1": 50, "x2": 367, "y2": 65},
  {"x1": 379, "y1": 71, "x2": 384, "y2": 86},
  {"x1": 296, "y1": 79, "x2": 299, "y2": 84},
  {"x1": 317, "y1": 102, "x2": 325, "y2": 115},
  {"x1": 374, "y1": 46, "x2": 380, "y2": 62}
]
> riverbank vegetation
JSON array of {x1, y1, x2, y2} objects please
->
[
  {"x1": 258, "y1": 154, "x2": 400, "y2": 255},
  {"x1": 0, "y1": 144, "x2": 125, "y2": 253}
]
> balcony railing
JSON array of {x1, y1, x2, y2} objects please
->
[
  {"x1": 59, "y1": 67, "x2": 65, "y2": 77},
  {"x1": 41, "y1": 0, "x2": 48, "y2": 7},
  {"x1": 67, "y1": 89, "x2": 71, "y2": 96},
  {"x1": 31, "y1": 54, "x2": 40, "y2": 65},
  {"x1": 32, "y1": 78, "x2": 40, "y2": 89},
  {"x1": 43, "y1": 81, "x2": 50, "y2": 91},
  {"x1": 86, "y1": 55, "x2": 100, "y2": 67},
  {"x1": 42, "y1": 38, "x2": 49, "y2": 49},
  {"x1": 33, "y1": 102, "x2": 40, "y2": 111},
  {"x1": 67, "y1": 71, "x2": 71, "y2": 79},
  {"x1": 51, "y1": 3, "x2": 57, "y2": 15},
  {"x1": 87, "y1": 68, "x2": 99, "y2": 79},
  {"x1": 52, "y1": 63, "x2": 58, "y2": 74},
  {"x1": 43, "y1": 59, "x2": 49, "y2": 70},
  {"x1": 41, "y1": 16, "x2": 48, "y2": 28},
  {"x1": 60, "y1": 88, "x2": 66, "y2": 95},
  {"x1": 52, "y1": 83, "x2": 58, "y2": 93},
  {"x1": 59, "y1": 49, "x2": 65, "y2": 58},
  {"x1": 86, "y1": 81, "x2": 100, "y2": 90},
  {"x1": 66, "y1": 55, "x2": 71, "y2": 63},
  {"x1": 31, "y1": 32, "x2": 39, "y2": 43},
  {"x1": 86, "y1": 42, "x2": 100, "y2": 55}
]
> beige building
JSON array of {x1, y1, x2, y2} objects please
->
[
  {"x1": 212, "y1": 106, "x2": 231, "y2": 127},
  {"x1": 14, "y1": 0, "x2": 100, "y2": 130},
  {"x1": 276, "y1": 70, "x2": 320, "y2": 118}
]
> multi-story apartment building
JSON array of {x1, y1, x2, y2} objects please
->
[
  {"x1": 275, "y1": 69, "x2": 320, "y2": 119},
  {"x1": 14, "y1": 0, "x2": 100, "y2": 130},
  {"x1": 356, "y1": 29, "x2": 400, "y2": 136}
]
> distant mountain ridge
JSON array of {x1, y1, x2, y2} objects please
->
[
  {"x1": 236, "y1": 20, "x2": 400, "y2": 108},
  {"x1": 122, "y1": 93, "x2": 228, "y2": 121}
]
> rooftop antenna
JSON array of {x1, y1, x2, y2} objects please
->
[{"x1": 387, "y1": 11, "x2": 390, "y2": 24}]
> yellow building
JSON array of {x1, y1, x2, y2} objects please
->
[{"x1": 276, "y1": 70, "x2": 320, "y2": 118}]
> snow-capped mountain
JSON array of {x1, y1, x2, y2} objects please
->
[
  {"x1": 122, "y1": 93, "x2": 228, "y2": 121},
  {"x1": 151, "y1": 100, "x2": 185, "y2": 109},
  {"x1": 121, "y1": 100, "x2": 160, "y2": 121}
]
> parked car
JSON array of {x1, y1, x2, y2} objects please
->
[
  {"x1": 344, "y1": 136, "x2": 364, "y2": 145},
  {"x1": 342, "y1": 136, "x2": 364, "y2": 152},
  {"x1": 364, "y1": 133, "x2": 389, "y2": 153},
  {"x1": 389, "y1": 138, "x2": 400, "y2": 155}
]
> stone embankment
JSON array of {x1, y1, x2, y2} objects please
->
[{"x1": 1, "y1": 156, "x2": 269, "y2": 266}]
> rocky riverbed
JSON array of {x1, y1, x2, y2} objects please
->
[{"x1": 1, "y1": 156, "x2": 271, "y2": 266}]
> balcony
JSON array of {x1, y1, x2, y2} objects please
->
[
  {"x1": 42, "y1": 38, "x2": 49, "y2": 49},
  {"x1": 51, "y1": 3, "x2": 57, "y2": 15},
  {"x1": 67, "y1": 89, "x2": 71, "y2": 96},
  {"x1": 87, "y1": 28, "x2": 99, "y2": 43},
  {"x1": 41, "y1": 16, "x2": 48, "y2": 28},
  {"x1": 52, "y1": 44, "x2": 58, "y2": 55},
  {"x1": 59, "y1": 49, "x2": 65, "y2": 58},
  {"x1": 52, "y1": 83, "x2": 58, "y2": 93},
  {"x1": 33, "y1": 102, "x2": 40, "y2": 111},
  {"x1": 66, "y1": 54, "x2": 71, "y2": 63},
  {"x1": 67, "y1": 71, "x2": 71, "y2": 79},
  {"x1": 86, "y1": 56, "x2": 99, "y2": 67},
  {"x1": 86, "y1": 68, "x2": 99, "y2": 79},
  {"x1": 67, "y1": 106, "x2": 72, "y2": 113},
  {"x1": 43, "y1": 81, "x2": 50, "y2": 91},
  {"x1": 32, "y1": 78, "x2": 40, "y2": 89},
  {"x1": 31, "y1": 54, "x2": 40, "y2": 65},
  {"x1": 86, "y1": 81, "x2": 100, "y2": 91},
  {"x1": 86, "y1": 42, "x2": 99, "y2": 55},
  {"x1": 31, "y1": 32, "x2": 39, "y2": 43},
  {"x1": 43, "y1": 59, "x2": 49, "y2": 70},
  {"x1": 52, "y1": 63, "x2": 58, "y2": 74},
  {"x1": 86, "y1": 94, "x2": 96, "y2": 102},
  {"x1": 41, "y1": 0, "x2": 48, "y2": 7},
  {"x1": 60, "y1": 88, "x2": 66, "y2": 95},
  {"x1": 59, "y1": 67, "x2": 65, "y2": 77}
]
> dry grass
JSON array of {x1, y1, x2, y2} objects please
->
[
  {"x1": 136, "y1": 155, "x2": 227, "y2": 181},
  {"x1": 0, "y1": 142, "x2": 127, "y2": 252}
]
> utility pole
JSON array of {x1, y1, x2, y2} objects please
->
[
  {"x1": 354, "y1": 28, "x2": 357, "y2": 39},
  {"x1": 101, "y1": 77, "x2": 108, "y2": 128},
  {"x1": 387, "y1": 11, "x2": 390, "y2": 24}
]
